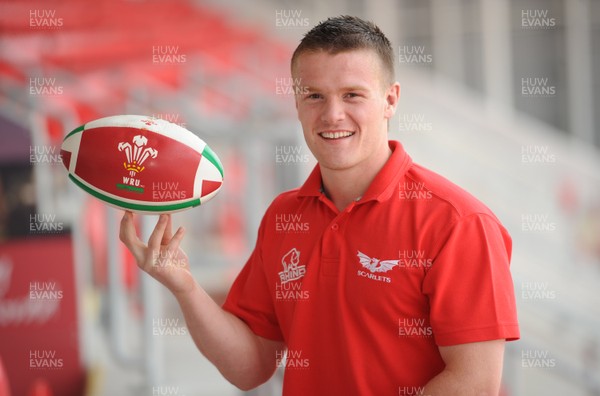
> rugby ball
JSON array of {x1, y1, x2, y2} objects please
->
[{"x1": 60, "y1": 115, "x2": 224, "y2": 214}]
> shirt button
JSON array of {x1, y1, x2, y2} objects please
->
[{"x1": 331, "y1": 223, "x2": 339, "y2": 231}]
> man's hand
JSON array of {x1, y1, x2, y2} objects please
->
[{"x1": 119, "y1": 211, "x2": 195, "y2": 296}]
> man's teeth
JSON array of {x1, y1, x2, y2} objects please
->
[{"x1": 320, "y1": 131, "x2": 354, "y2": 139}]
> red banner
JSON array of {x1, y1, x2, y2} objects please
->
[{"x1": 0, "y1": 236, "x2": 84, "y2": 396}]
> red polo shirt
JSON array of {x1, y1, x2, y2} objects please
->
[{"x1": 223, "y1": 140, "x2": 519, "y2": 395}]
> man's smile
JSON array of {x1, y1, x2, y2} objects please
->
[{"x1": 318, "y1": 130, "x2": 356, "y2": 140}]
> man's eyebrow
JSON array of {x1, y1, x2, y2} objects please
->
[
  {"x1": 301, "y1": 85, "x2": 370, "y2": 92},
  {"x1": 342, "y1": 85, "x2": 369, "y2": 91}
]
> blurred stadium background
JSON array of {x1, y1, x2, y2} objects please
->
[{"x1": 0, "y1": 0, "x2": 599, "y2": 395}]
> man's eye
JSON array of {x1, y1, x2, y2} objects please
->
[
  {"x1": 306, "y1": 93, "x2": 322, "y2": 100},
  {"x1": 345, "y1": 92, "x2": 359, "y2": 98}
]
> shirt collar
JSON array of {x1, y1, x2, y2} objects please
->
[{"x1": 297, "y1": 140, "x2": 413, "y2": 202}]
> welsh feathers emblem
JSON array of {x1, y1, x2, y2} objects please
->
[
  {"x1": 357, "y1": 251, "x2": 399, "y2": 273},
  {"x1": 118, "y1": 135, "x2": 158, "y2": 176}
]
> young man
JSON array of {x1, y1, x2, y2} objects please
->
[{"x1": 120, "y1": 16, "x2": 519, "y2": 395}]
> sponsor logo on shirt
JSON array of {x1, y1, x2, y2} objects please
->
[
  {"x1": 278, "y1": 248, "x2": 306, "y2": 284},
  {"x1": 356, "y1": 251, "x2": 398, "y2": 283}
]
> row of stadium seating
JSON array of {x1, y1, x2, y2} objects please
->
[{"x1": 0, "y1": 0, "x2": 293, "y2": 133}]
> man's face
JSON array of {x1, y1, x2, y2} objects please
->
[{"x1": 293, "y1": 49, "x2": 399, "y2": 173}]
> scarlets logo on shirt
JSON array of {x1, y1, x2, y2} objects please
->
[
  {"x1": 278, "y1": 248, "x2": 306, "y2": 284},
  {"x1": 356, "y1": 251, "x2": 399, "y2": 283},
  {"x1": 357, "y1": 251, "x2": 399, "y2": 273}
]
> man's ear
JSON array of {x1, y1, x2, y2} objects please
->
[{"x1": 384, "y1": 82, "x2": 401, "y2": 119}]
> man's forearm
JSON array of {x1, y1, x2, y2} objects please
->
[
  {"x1": 423, "y1": 367, "x2": 501, "y2": 396},
  {"x1": 423, "y1": 340, "x2": 504, "y2": 395},
  {"x1": 174, "y1": 283, "x2": 281, "y2": 390},
  {"x1": 423, "y1": 368, "x2": 464, "y2": 395}
]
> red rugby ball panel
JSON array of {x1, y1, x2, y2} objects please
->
[{"x1": 60, "y1": 115, "x2": 224, "y2": 214}]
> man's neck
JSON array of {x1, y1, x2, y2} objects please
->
[{"x1": 321, "y1": 145, "x2": 392, "y2": 211}]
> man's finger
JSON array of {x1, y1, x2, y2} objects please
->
[
  {"x1": 167, "y1": 226, "x2": 186, "y2": 253},
  {"x1": 161, "y1": 214, "x2": 173, "y2": 245},
  {"x1": 148, "y1": 214, "x2": 169, "y2": 252},
  {"x1": 119, "y1": 211, "x2": 146, "y2": 262}
]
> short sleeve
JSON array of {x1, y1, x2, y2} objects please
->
[
  {"x1": 423, "y1": 213, "x2": 520, "y2": 346},
  {"x1": 222, "y1": 216, "x2": 284, "y2": 341}
]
